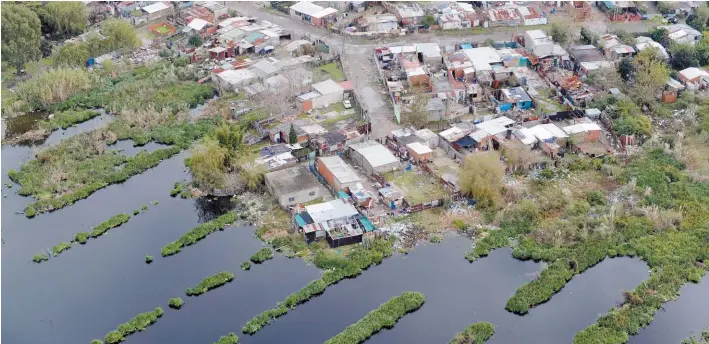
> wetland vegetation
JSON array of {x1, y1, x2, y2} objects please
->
[
  {"x1": 249, "y1": 248, "x2": 273, "y2": 263},
  {"x1": 185, "y1": 271, "x2": 234, "y2": 297},
  {"x1": 161, "y1": 211, "x2": 237, "y2": 257},
  {"x1": 449, "y1": 322, "x2": 495, "y2": 344},
  {"x1": 324, "y1": 291, "x2": 426, "y2": 344},
  {"x1": 168, "y1": 297, "x2": 183, "y2": 309},
  {"x1": 214, "y1": 332, "x2": 240, "y2": 344},
  {"x1": 96, "y1": 306, "x2": 164, "y2": 344}
]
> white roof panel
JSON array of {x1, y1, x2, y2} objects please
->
[
  {"x1": 540, "y1": 123, "x2": 568, "y2": 138},
  {"x1": 290, "y1": 1, "x2": 325, "y2": 16},
  {"x1": 142, "y1": 2, "x2": 169, "y2": 13},
  {"x1": 475, "y1": 116, "x2": 514, "y2": 136},
  {"x1": 350, "y1": 141, "x2": 398, "y2": 168},
  {"x1": 406, "y1": 142, "x2": 432, "y2": 155}
]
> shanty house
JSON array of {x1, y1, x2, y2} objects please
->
[
  {"x1": 498, "y1": 87, "x2": 533, "y2": 110},
  {"x1": 361, "y1": 14, "x2": 399, "y2": 32},
  {"x1": 406, "y1": 142, "x2": 433, "y2": 162},
  {"x1": 562, "y1": 121, "x2": 602, "y2": 143},
  {"x1": 312, "y1": 131, "x2": 347, "y2": 154},
  {"x1": 141, "y1": 2, "x2": 173, "y2": 21},
  {"x1": 183, "y1": 18, "x2": 211, "y2": 36},
  {"x1": 265, "y1": 165, "x2": 326, "y2": 208},
  {"x1": 416, "y1": 128, "x2": 439, "y2": 149},
  {"x1": 678, "y1": 67, "x2": 709, "y2": 86},
  {"x1": 426, "y1": 98, "x2": 446, "y2": 121},
  {"x1": 316, "y1": 155, "x2": 361, "y2": 192},
  {"x1": 634, "y1": 37, "x2": 669, "y2": 60},
  {"x1": 297, "y1": 79, "x2": 345, "y2": 111},
  {"x1": 214, "y1": 69, "x2": 256, "y2": 91},
  {"x1": 196, "y1": 1, "x2": 227, "y2": 20},
  {"x1": 391, "y1": 3, "x2": 424, "y2": 26},
  {"x1": 295, "y1": 199, "x2": 368, "y2": 247},
  {"x1": 289, "y1": 2, "x2": 338, "y2": 27},
  {"x1": 660, "y1": 24, "x2": 702, "y2": 46},
  {"x1": 524, "y1": 30, "x2": 554, "y2": 58},
  {"x1": 417, "y1": 43, "x2": 443, "y2": 68},
  {"x1": 349, "y1": 141, "x2": 400, "y2": 174}
]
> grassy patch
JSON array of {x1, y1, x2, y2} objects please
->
[
  {"x1": 312, "y1": 62, "x2": 345, "y2": 82},
  {"x1": 161, "y1": 211, "x2": 237, "y2": 257},
  {"x1": 242, "y1": 238, "x2": 394, "y2": 334},
  {"x1": 390, "y1": 170, "x2": 448, "y2": 205},
  {"x1": 214, "y1": 332, "x2": 240, "y2": 344},
  {"x1": 32, "y1": 253, "x2": 49, "y2": 263},
  {"x1": 449, "y1": 322, "x2": 495, "y2": 344},
  {"x1": 90, "y1": 214, "x2": 131, "y2": 238},
  {"x1": 185, "y1": 271, "x2": 234, "y2": 296},
  {"x1": 250, "y1": 248, "x2": 274, "y2": 263},
  {"x1": 99, "y1": 307, "x2": 164, "y2": 344},
  {"x1": 168, "y1": 297, "x2": 183, "y2": 309},
  {"x1": 145, "y1": 255, "x2": 153, "y2": 264},
  {"x1": 324, "y1": 292, "x2": 426, "y2": 344},
  {"x1": 51, "y1": 242, "x2": 72, "y2": 256},
  {"x1": 241, "y1": 261, "x2": 251, "y2": 271},
  {"x1": 170, "y1": 182, "x2": 183, "y2": 197}
]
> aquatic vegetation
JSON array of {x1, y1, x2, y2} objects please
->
[
  {"x1": 429, "y1": 235, "x2": 442, "y2": 243},
  {"x1": 91, "y1": 340, "x2": 104, "y2": 344},
  {"x1": 20, "y1": 146, "x2": 181, "y2": 217},
  {"x1": 90, "y1": 214, "x2": 131, "y2": 238},
  {"x1": 74, "y1": 232, "x2": 89, "y2": 244},
  {"x1": 161, "y1": 211, "x2": 237, "y2": 257},
  {"x1": 214, "y1": 332, "x2": 239, "y2": 344},
  {"x1": 241, "y1": 262, "x2": 251, "y2": 271},
  {"x1": 250, "y1": 248, "x2": 273, "y2": 263},
  {"x1": 32, "y1": 253, "x2": 49, "y2": 263},
  {"x1": 185, "y1": 271, "x2": 234, "y2": 296},
  {"x1": 242, "y1": 239, "x2": 394, "y2": 335},
  {"x1": 40, "y1": 109, "x2": 100, "y2": 130},
  {"x1": 100, "y1": 307, "x2": 163, "y2": 344},
  {"x1": 141, "y1": 204, "x2": 148, "y2": 211},
  {"x1": 168, "y1": 297, "x2": 183, "y2": 309},
  {"x1": 52, "y1": 242, "x2": 72, "y2": 256},
  {"x1": 133, "y1": 209, "x2": 140, "y2": 215},
  {"x1": 170, "y1": 182, "x2": 183, "y2": 197},
  {"x1": 145, "y1": 256, "x2": 153, "y2": 264},
  {"x1": 465, "y1": 200, "x2": 539, "y2": 262},
  {"x1": 325, "y1": 292, "x2": 426, "y2": 344},
  {"x1": 449, "y1": 322, "x2": 495, "y2": 344}
]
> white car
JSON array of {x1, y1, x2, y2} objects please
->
[{"x1": 343, "y1": 100, "x2": 352, "y2": 109}]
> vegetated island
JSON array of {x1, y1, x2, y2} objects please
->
[
  {"x1": 161, "y1": 211, "x2": 237, "y2": 257},
  {"x1": 92, "y1": 306, "x2": 163, "y2": 344},
  {"x1": 449, "y1": 322, "x2": 495, "y2": 344},
  {"x1": 185, "y1": 271, "x2": 234, "y2": 296}
]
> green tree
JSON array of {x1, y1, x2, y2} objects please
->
[
  {"x1": 187, "y1": 137, "x2": 228, "y2": 190},
  {"x1": 612, "y1": 29, "x2": 635, "y2": 45},
  {"x1": 101, "y1": 19, "x2": 140, "y2": 52},
  {"x1": 188, "y1": 34, "x2": 203, "y2": 47},
  {"x1": 669, "y1": 43, "x2": 698, "y2": 69},
  {"x1": 696, "y1": 32, "x2": 709, "y2": 65},
  {"x1": 288, "y1": 123, "x2": 298, "y2": 144},
  {"x1": 689, "y1": 3, "x2": 709, "y2": 32},
  {"x1": 650, "y1": 27, "x2": 670, "y2": 47},
  {"x1": 45, "y1": 2, "x2": 87, "y2": 38},
  {"x1": 618, "y1": 57, "x2": 634, "y2": 82},
  {"x1": 656, "y1": 2, "x2": 674, "y2": 15},
  {"x1": 210, "y1": 123, "x2": 244, "y2": 166},
  {"x1": 580, "y1": 27, "x2": 598, "y2": 45},
  {"x1": 1, "y1": 4, "x2": 42, "y2": 73},
  {"x1": 549, "y1": 23, "x2": 570, "y2": 46},
  {"x1": 52, "y1": 41, "x2": 91, "y2": 66},
  {"x1": 631, "y1": 47, "x2": 669, "y2": 106},
  {"x1": 421, "y1": 14, "x2": 436, "y2": 28},
  {"x1": 459, "y1": 152, "x2": 504, "y2": 209},
  {"x1": 610, "y1": 98, "x2": 652, "y2": 137}
]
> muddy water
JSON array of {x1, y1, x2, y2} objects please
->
[{"x1": 0, "y1": 113, "x2": 701, "y2": 344}]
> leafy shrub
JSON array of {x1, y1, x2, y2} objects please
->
[
  {"x1": 250, "y1": 248, "x2": 274, "y2": 263},
  {"x1": 168, "y1": 297, "x2": 183, "y2": 309},
  {"x1": 324, "y1": 292, "x2": 426, "y2": 344},
  {"x1": 74, "y1": 232, "x2": 89, "y2": 244},
  {"x1": 161, "y1": 211, "x2": 237, "y2": 256},
  {"x1": 214, "y1": 332, "x2": 239, "y2": 344},
  {"x1": 449, "y1": 321, "x2": 495, "y2": 344},
  {"x1": 32, "y1": 253, "x2": 49, "y2": 263},
  {"x1": 585, "y1": 190, "x2": 606, "y2": 206},
  {"x1": 429, "y1": 235, "x2": 442, "y2": 243},
  {"x1": 170, "y1": 182, "x2": 183, "y2": 197},
  {"x1": 451, "y1": 219, "x2": 468, "y2": 231},
  {"x1": 145, "y1": 256, "x2": 153, "y2": 264},
  {"x1": 52, "y1": 242, "x2": 72, "y2": 256},
  {"x1": 241, "y1": 261, "x2": 251, "y2": 271},
  {"x1": 90, "y1": 214, "x2": 131, "y2": 238},
  {"x1": 185, "y1": 271, "x2": 234, "y2": 296},
  {"x1": 539, "y1": 168, "x2": 555, "y2": 179},
  {"x1": 102, "y1": 307, "x2": 163, "y2": 344}
]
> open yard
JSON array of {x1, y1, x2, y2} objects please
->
[
  {"x1": 386, "y1": 169, "x2": 448, "y2": 205},
  {"x1": 312, "y1": 62, "x2": 346, "y2": 82}
]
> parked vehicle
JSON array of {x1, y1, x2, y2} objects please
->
[{"x1": 343, "y1": 100, "x2": 352, "y2": 109}]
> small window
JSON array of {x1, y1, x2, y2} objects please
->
[
  {"x1": 309, "y1": 191, "x2": 316, "y2": 196},
  {"x1": 288, "y1": 197, "x2": 295, "y2": 202}
]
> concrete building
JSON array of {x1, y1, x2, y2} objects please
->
[
  {"x1": 265, "y1": 165, "x2": 326, "y2": 208},
  {"x1": 416, "y1": 43, "x2": 443, "y2": 68},
  {"x1": 562, "y1": 121, "x2": 602, "y2": 143},
  {"x1": 391, "y1": 3, "x2": 424, "y2": 26},
  {"x1": 524, "y1": 30, "x2": 554, "y2": 58},
  {"x1": 349, "y1": 141, "x2": 399, "y2": 174},
  {"x1": 361, "y1": 14, "x2": 399, "y2": 32},
  {"x1": 678, "y1": 67, "x2": 709, "y2": 87},
  {"x1": 598, "y1": 34, "x2": 635, "y2": 60},
  {"x1": 182, "y1": 18, "x2": 211, "y2": 36},
  {"x1": 416, "y1": 128, "x2": 439, "y2": 149},
  {"x1": 406, "y1": 142, "x2": 433, "y2": 162},
  {"x1": 289, "y1": 2, "x2": 338, "y2": 27},
  {"x1": 660, "y1": 24, "x2": 702, "y2": 46},
  {"x1": 295, "y1": 199, "x2": 367, "y2": 246},
  {"x1": 316, "y1": 155, "x2": 362, "y2": 192},
  {"x1": 426, "y1": 98, "x2": 446, "y2": 121},
  {"x1": 297, "y1": 79, "x2": 345, "y2": 111},
  {"x1": 141, "y1": 2, "x2": 173, "y2": 21},
  {"x1": 214, "y1": 69, "x2": 256, "y2": 91},
  {"x1": 196, "y1": 1, "x2": 227, "y2": 20}
]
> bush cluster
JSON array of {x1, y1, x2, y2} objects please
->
[
  {"x1": 185, "y1": 272, "x2": 234, "y2": 296},
  {"x1": 214, "y1": 332, "x2": 239, "y2": 344},
  {"x1": 168, "y1": 297, "x2": 183, "y2": 309},
  {"x1": 249, "y1": 248, "x2": 273, "y2": 263},
  {"x1": 96, "y1": 307, "x2": 164, "y2": 344},
  {"x1": 324, "y1": 292, "x2": 426, "y2": 344},
  {"x1": 161, "y1": 211, "x2": 237, "y2": 257},
  {"x1": 449, "y1": 322, "x2": 495, "y2": 344}
]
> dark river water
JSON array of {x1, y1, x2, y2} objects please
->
[{"x1": 2, "y1": 116, "x2": 706, "y2": 344}]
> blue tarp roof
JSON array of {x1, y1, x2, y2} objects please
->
[
  {"x1": 360, "y1": 217, "x2": 375, "y2": 232},
  {"x1": 338, "y1": 190, "x2": 349, "y2": 199},
  {"x1": 603, "y1": 1, "x2": 614, "y2": 9},
  {"x1": 455, "y1": 135, "x2": 475, "y2": 148},
  {"x1": 460, "y1": 44, "x2": 473, "y2": 49},
  {"x1": 295, "y1": 214, "x2": 307, "y2": 227}
]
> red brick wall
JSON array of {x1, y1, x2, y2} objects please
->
[{"x1": 317, "y1": 159, "x2": 337, "y2": 190}]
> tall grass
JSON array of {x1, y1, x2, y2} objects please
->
[
  {"x1": 324, "y1": 292, "x2": 426, "y2": 344},
  {"x1": 98, "y1": 307, "x2": 164, "y2": 344},
  {"x1": 449, "y1": 322, "x2": 495, "y2": 344},
  {"x1": 185, "y1": 271, "x2": 234, "y2": 296},
  {"x1": 161, "y1": 211, "x2": 237, "y2": 257},
  {"x1": 13, "y1": 68, "x2": 102, "y2": 111},
  {"x1": 242, "y1": 239, "x2": 394, "y2": 334},
  {"x1": 40, "y1": 109, "x2": 100, "y2": 130}
]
